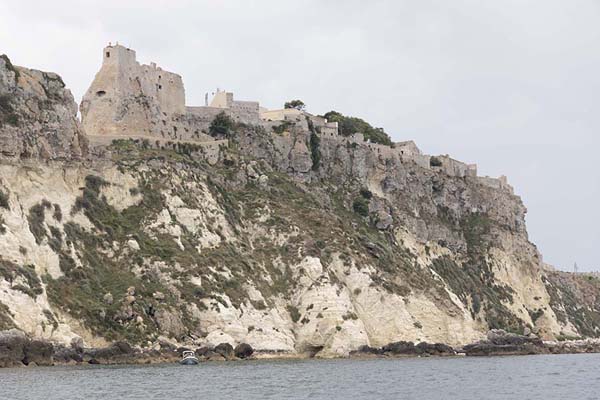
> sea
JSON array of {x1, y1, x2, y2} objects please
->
[{"x1": 0, "y1": 353, "x2": 598, "y2": 399}]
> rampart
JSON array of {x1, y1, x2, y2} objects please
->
[{"x1": 80, "y1": 43, "x2": 514, "y2": 194}]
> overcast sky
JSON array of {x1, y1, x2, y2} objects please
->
[{"x1": 1, "y1": 0, "x2": 598, "y2": 271}]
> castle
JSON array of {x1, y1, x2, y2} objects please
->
[{"x1": 81, "y1": 43, "x2": 512, "y2": 192}]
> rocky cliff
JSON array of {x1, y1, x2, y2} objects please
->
[
  {"x1": 0, "y1": 55, "x2": 87, "y2": 160},
  {"x1": 0, "y1": 55, "x2": 599, "y2": 358}
]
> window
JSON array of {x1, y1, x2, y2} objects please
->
[
  {"x1": 106, "y1": 52, "x2": 110, "y2": 58},
  {"x1": 96, "y1": 90, "x2": 106, "y2": 97}
]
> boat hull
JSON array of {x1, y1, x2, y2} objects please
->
[{"x1": 180, "y1": 357, "x2": 199, "y2": 365}]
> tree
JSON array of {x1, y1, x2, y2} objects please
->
[
  {"x1": 321, "y1": 110, "x2": 392, "y2": 146},
  {"x1": 284, "y1": 99, "x2": 305, "y2": 111},
  {"x1": 209, "y1": 112, "x2": 235, "y2": 138}
]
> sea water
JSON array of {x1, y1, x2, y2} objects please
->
[{"x1": 0, "y1": 353, "x2": 598, "y2": 399}]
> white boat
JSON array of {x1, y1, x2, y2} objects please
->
[{"x1": 180, "y1": 350, "x2": 199, "y2": 365}]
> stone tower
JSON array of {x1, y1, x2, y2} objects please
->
[{"x1": 80, "y1": 43, "x2": 186, "y2": 137}]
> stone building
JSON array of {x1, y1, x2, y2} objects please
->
[
  {"x1": 81, "y1": 44, "x2": 261, "y2": 141},
  {"x1": 81, "y1": 44, "x2": 186, "y2": 138}
]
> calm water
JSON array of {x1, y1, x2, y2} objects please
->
[{"x1": 0, "y1": 354, "x2": 598, "y2": 399}]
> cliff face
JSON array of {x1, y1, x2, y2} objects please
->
[
  {"x1": 0, "y1": 56, "x2": 598, "y2": 357},
  {"x1": 0, "y1": 55, "x2": 87, "y2": 160}
]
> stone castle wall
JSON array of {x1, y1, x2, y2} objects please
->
[{"x1": 80, "y1": 44, "x2": 512, "y2": 193}]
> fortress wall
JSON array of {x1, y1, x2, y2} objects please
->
[
  {"x1": 395, "y1": 141, "x2": 421, "y2": 156},
  {"x1": 230, "y1": 101, "x2": 260, "y2": 124},
  {"x1": 405, "y1": 154, "x2": 431, "y2": 169},
  {"x1": 82, "y1": 44, "x2": 187, "y2": 138}
]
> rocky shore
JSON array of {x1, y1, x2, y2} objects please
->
[{"x1": 2, "y1": 328, "x2": 600, "y2": 368}]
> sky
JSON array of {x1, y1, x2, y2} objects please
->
[{"x1": 0, "y1": 0, "x2": 598, "y2": 271}]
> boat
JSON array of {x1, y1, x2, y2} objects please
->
[{"x1": 180, "y1": 350, "x2": 199, "y2": 365}]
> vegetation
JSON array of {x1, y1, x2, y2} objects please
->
[
  {"x1": 0, "y1": 301, "x2": 14, "y2": 330},
  {"x1": 0, "y1": 54, "x2": 20, "y2": 80},
  {"x1": 0, "y1": 189, "x2": 8, "y2": 209},
  {"x1": 431, "y1": 256, "x2": 522, "y2": 332},
  {"x1": 0, "y1": 259, "x2": 43, "y2": 298},
  {"x1": 287, "y1": 305, "x2": 301, "y2": 323},
  {"x1": 28, "y1": 201, "x2": 53, "y2": 245},
  {"x1": 308, "y1": 119, "x2": 321, "y2": 171},
  {"x1": 321, "y1": 110, "x2": 392, "y2": 146},
  {"x1": 284, "y1": 99, "x2": 305, "y2": 111},
  {"x1": 272, "y1": 120, "x2": 293, "y2": 135},
  {"x1": 0, "y1": 94, "x2": 19, "y2": 127},
  {"x1": 209, "y1": 112, "x2": 236, "y2": 138},
  {"x1": 352, "y1": 197, "x2": 369, "y2": 217},
  {"x1": 430, "y1": 156, "x2": 442, "y2": 167}
]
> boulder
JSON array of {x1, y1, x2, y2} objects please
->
[
  {"x1": 354, "y1": 345, "x2": 384, "y2": 355},
  {"x1": 195, "y1": 346, "x2": 212, "y2": 357},
  {"x1": 54, "y1": 345, "x2": 83, "y2": 364},
  {"x1": 464, "y1": 329, "x2": 547, "y2": 356},
  {"x1": 415, "y1": 342, "x2": 455, "y2": 356},
  {"x1": 234, "y1": 343, "x2": 254, "y2": 359},
  {"x1": 214, "y1": 342, "x2": 234, "y2": 360},
  {"x1": 23, "y1": 340, "x2": 54, "y2": 366},
  {"x1": 0, "y1": 329, "x2": 28, "y2": 367},
  {"x1": 205, "y1": 351, "x2": 226, "y2": 362},
  {"x1": 382, "y1": 341, "x2": 417, "y2": 355}
]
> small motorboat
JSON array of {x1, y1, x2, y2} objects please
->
[{"x1": 180, "y1": 350, "x2": 199, "y2": 365}]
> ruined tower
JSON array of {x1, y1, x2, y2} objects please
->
[{"x1": 80, "y1": 43, "x2": 186, "y2": 137}]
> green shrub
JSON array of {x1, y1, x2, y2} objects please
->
[
  {"x1": 272, "y1": 121, "x2": 293, "y2": 135},
  {"x1": 28, "y1": 202, "x2": 51, "y2": 244},
  {"x1": 284, "y1": 99, "x2": 305, "y2": 111},
  {"x1": 309, "y1": 131, "x2": 321, "y2": 171},
  {"x1": 352, "y1": 197, "x2": 369, "y2": 217},
  {"x1": 1, "y1": 55, "x2": 20, "y2": 80},
  {"x1": 287, "y1": 305, "x2": 301, "y2": 323},
  {"x1": 430, "y1": 157, "x2": 442, "y2": 167},
  {"x1": 321, "y1": 110, "x2": 392, "y2": 146},
  {"x1": 0, "y1": 190, "x2": 8, "y2": 209},
  {"x1": 209, "y1": 112, "x2": 235, "y2": 138}
]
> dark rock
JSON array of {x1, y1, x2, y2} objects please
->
[
  {"x1": 355, "y1": 345, "x2": 384, "y2": 355},
  {"x1": 214, "y1": 342, "x2": 234, "y2": 359},
  {"x1": 382, "y1": 341, "x2": 417, "y2": 355},
  {"x1": 83, "y1": 341, "x2": 136, "y2": 363},
  {"x1": 0, "y1": 329, "x2": 28, "y2": 367},
  {"x1": 205, "y1": 351, "x2": 226, "y2": 362},
  {"x1": 415, "y1": 342, "x2": 455, "y2": 356},
  {"x1": 23, "y1": 340, "x2": 54, "y2": 366},
  {"x1": 195, "y1": 346, "x2": 212, "y2": 357},
  {"x1": 234, "y1": 343, "x2": 254, "y2": 359},
  {"x1": 54, "y1": 345, "x2": 83, "y2": 364},
  {"x1": 464, "y1": 330, "x2": 547, "y2": 356}
]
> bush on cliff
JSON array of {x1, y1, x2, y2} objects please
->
[
  {"x1": 209, "y1": 112, "x2": 235, "y2": 138},
  {"x1": 352, "y1": 197, "x2": 369, "y2": 217},
  {"x1": 284, "y1": 99, "x2": 305, "y2": 111},
  {"x1": 0, "y1": 189, "x2": 8, "y2": 209},
  {"x1": 321, "y1": 110, "x2": 392, "y2": 146}
]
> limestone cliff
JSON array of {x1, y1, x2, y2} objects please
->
[
  {"x1": 0, "y1": 55, "x2": 87, "y2": 160},
  {"x1": 0, "y1": 55, "x2": 599, "y2": 358}
]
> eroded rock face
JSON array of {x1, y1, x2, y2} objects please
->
[
  {"x1": 0, "y1": 55, "x2": 599, "y2": 362},
  {"x1": 462, "y1": 329, "x2": 546, "y2": 356},
  {"x1": 0, "y1": 329, "x2": 28, "y2": 367},
  {"x1": 0, "y1": 55, "x2": 87, "y2": 160}
]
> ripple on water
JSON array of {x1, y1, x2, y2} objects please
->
[{"x1": 1, "y1": 354, "x2": 600, "y2": 400}]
